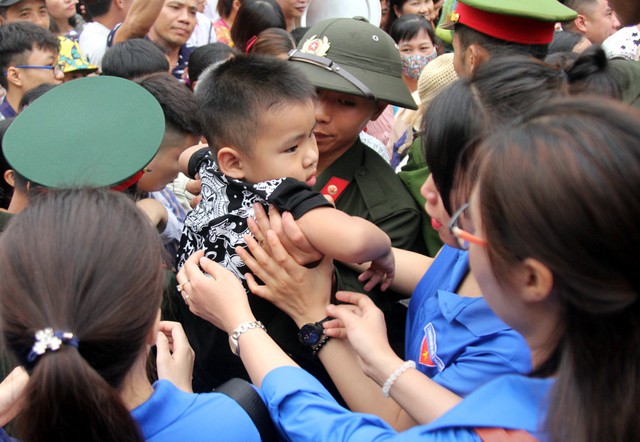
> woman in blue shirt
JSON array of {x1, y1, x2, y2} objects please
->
[{"x1": 0, "y1": 189, "x2": 262, "y2": 442}]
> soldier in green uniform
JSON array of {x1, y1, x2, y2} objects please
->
[{"x1": 289, "y1": 17, "x2": 427, "y2": 356}]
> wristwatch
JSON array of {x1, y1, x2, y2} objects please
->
[{"x1": 298, "y1": 317, "x2": 332, "y2": 346}]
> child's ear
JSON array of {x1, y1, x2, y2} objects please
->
[{"x1": 217, "y1": 147, "x2": 246, "y2": 179}]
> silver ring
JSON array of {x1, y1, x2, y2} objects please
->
[{"x1": 176, "y1": 280, "x2": 190, "y2": 292}]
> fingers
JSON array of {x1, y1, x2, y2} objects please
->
[
  {"x1": 156, "y1": 331, "x2": 170, "y2": 363},
  {"x1": 334, "y1": 290, "x2": 374, "y2": 309},
  {"x1": 185, "y1": 178, "x2": 201, "y2": 195}
]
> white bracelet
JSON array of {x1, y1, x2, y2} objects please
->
[
  {"x1": 229, "y1": 321, "x2": 266, "y2": 357},
  {"x1": 381, "y1": 360, "x2": 416, "y2": 398}
]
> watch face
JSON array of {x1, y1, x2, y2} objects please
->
[{"x1": 299, "y1": 323, "x2": 323, "y2": 346}]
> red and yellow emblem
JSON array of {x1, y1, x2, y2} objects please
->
[
  {"x1": 300, "y1": 35, "x2": 331, "y2": 57},
  {"x1": 419, "y1": 336, "x2": 436, "y2": 367}
]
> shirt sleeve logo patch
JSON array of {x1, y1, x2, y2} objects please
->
[{"x1": 419, "y1": 323, "x2": 445, "y2": 371}]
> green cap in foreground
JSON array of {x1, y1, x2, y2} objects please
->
[
  {"x1": 3, "y1": 76, "x2": 164, "y2": 188},
  {"x1": 289, "y1": 17, "x2": 417, "y2": 110}
]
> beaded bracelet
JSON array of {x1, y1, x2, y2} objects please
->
[
  {"x1": 311, "y1": 335, "x2": 331, "y2": 357},
  {"x1": 381, "y1": 360, "x2": 416, "y2": 397}
]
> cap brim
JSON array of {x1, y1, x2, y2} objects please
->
[
  {"x1": 291, "y1": 61, "x2": 417, "y2": 110},
  {"x1": 3, "y1": 76, "x2": 165, "y2": 188}
]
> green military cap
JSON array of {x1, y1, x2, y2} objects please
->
[
  {"x1": 441, "y1": 0, "x2": 577, "y2": 44},
  {"x1": 288, "y1": 17, "x2": 417, "y2": 110},
  {"x1": 3, "y1": 76, "x2": 164, "y2": 189}
]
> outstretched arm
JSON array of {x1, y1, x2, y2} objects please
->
[
  {"x1": 325, "y1": 291, "x2": 462, "y2": 425},
  {"x1": 296, "y1": 207, "x2": 395, "y2": 290},
  {"x1": 112, "y1": 0, "x2": 166, "y2": 44}
]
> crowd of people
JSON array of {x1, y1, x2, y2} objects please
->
[{"x1": 0, "y1": 0, "x2": 639, "y2": 440}]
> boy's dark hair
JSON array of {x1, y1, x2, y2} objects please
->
[
  {"x1": 101, "y1": 39, "x2": 170, "y2": 79},
  {"x1": 0, "y1": 22, "x2": 59, "y2": 89},
  {"x1": 136, "y1": 73, "x2": 202, "y2": 138},
  {"x1": 187, "y1": 42, "x2": 237, "y2": 85},
  {"x1": 455, "y1": 23, "x2": 549, "y2": 61},
  {"x1": 196, "y1": 55, "x2": 314, "y2": 153},
  {"x1": 82, "y1": 0, "x2": 113, "y2": 18}
]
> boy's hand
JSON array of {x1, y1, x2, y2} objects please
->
[{"x1": 358, "y1": 248, "x2": 395, "y2": 292}]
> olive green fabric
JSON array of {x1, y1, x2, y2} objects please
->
[
  {"x1": 291, "y1": 17, "x2": 417, "y2": 109},
  {"x1": 398, "y1": 135, "x2": 444, "y2": 257},
  {"x1": 3, "y1": 76, "x2": 164, "y2": 188},
  {"x1": 314, "y1": 138, "x2": 427, "y2": 354},
  {"x1": 609, "y1": 59, "x2": 640, "y2": 109}
]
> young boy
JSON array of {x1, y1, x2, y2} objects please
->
[
  {"x1": 0, "y1": 22, "x2": 63, "y2": 120},
  {"x1": 177, "y1": 55, "x2": 394, "y2": 393}
]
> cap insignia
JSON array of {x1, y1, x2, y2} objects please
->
[
  {"x1": 449, "y1": 11, "x2": 460, "y2": 23},
  {"x1": 301, "y1": 35, "x2": 331, "y2": 57}
]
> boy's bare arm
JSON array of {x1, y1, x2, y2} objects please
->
[
  {"x1": 296, "y1": 207, "x2": 391, "y2": 266},
  {"x1": 178, "y1": 144, "x2": 208, "y2": 177}
]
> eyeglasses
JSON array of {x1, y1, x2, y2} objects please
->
[
  {"x1": 448, "y1": 202, "x2": 487, "y2": 250},
  {"x1": 288, "y1": 49, "x2": 375, "y2": 101},
  {"x1": 5, "y1": 63, "x2": 65, "y2": 76}
]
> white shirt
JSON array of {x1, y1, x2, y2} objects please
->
[
  {"x1": 186, "y1": 12, "x2": 217, "y2": 47},
  {"x1": 79, "y1": 21, "x2": 111, "y2": 68}
]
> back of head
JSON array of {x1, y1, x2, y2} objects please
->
[
  {"x1": 101, "y1": 39, "x2": 170, "y2": 80},
  {"x1": 548, "y1": 30, "x2": 589, "y2": 54},
  {"x1": 470, "y1": 55, "x2": 568, "y2": 125},
  {"x1": 196, "y1": 54, "x2": 314, "y2": 152},
  {"x1": 423, "y1": 55, "x2": 567, "y2": 213},
  {"x1": 230, "y1": 0, "x2": 286, "y2": 52},
  {"x1": 82, "y1": 0, "x2": 113, "y2": 19},
  {"x1": 136, "y1": 73, "x2": 202, "y2": 138},
  {"x1": 248, "y1": 27, "x2": 296, "y2": 58},
  {"x1": 566, "y1": 45, "x2": 622, "y2": 99},
  {"x1": 0, "y1": 188, "x2": 164, "y2": 441},
  {"x1": 187, "y1": 42, "x2": 237, "y2": 85},
  {"x1": 449, "y1": 0, "x2": 578, "y2": 62},
  {"x1": 476, "y1": 97, "x2": 640, "y2": 441},
  {"x1": 0, "y1": 21, "x2": 59, "y2": 89}
]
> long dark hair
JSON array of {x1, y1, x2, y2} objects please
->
[
  {"x1": 0, "y1": 188, "x2": 165, "y2": 441},
  {"x1": 477, "y1": 97, "x2": 640, "y2": 442},
  {"x1": 422, "y1": 55, "x2": 567, "y2": 214}
]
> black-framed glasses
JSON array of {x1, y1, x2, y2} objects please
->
[
  {"x1": 5, "y1": 63, "x2": 65, "y2": 77},
  {"x1": 448, "y1": 202, "x2": 487, "y2": 250},
  {"x1": 288, "y1": 49, "x2": 375, "y2": 101}
]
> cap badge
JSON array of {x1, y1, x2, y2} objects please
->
[
  {"x1": 449, "y1": 11, "x2": 460, "y2": 23},
  {"x1": 301, "y1": 35, "x2": 331, "y2": 57}
]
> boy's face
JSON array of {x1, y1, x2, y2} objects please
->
[
  {"x1": 0, "y1": 0, "x2": 50, "y2": 28},
  {"x1": 236, "y1": 99, "x2": 319, "y2": 185},
  {"x1": 137, "y1": 132, "x2": 200, "y2": 192},
  {"x1": 13, "y1": 47, "x2": 64, "y2": 92},
  {"x1": 149, "y1": 0, "x2": 198, "y2": 49},
  {"x1": 313, "y1": 89, "x2": 386, "y2": 161}
]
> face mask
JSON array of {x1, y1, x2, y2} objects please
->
[{"x1": 401, "y1": 51, "x2": 437, "y2": 80}]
